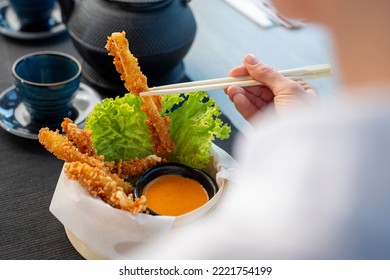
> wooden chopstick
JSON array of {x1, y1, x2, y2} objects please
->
[{"x1": 140, "y1": 63, "x2": 332, "y2": 96}]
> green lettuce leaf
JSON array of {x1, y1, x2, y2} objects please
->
[
  {"x1": 85, "y1": 91, "x2": 231, "y2": 170},
  {"x1": 164, "y1": 92, "x2": 231, "y2": 169},
  {"x1": 85, "y1": 94, "x2": 153, "y2": 161}
]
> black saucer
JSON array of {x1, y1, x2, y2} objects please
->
[
  {"x1": 0, "y1": 2, "x2": 66, "y2": 40},
  {"x1": 0, "y1": 83, "x2": 101, "y2": 140}
]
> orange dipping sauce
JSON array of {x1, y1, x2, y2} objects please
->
[{"x1": 143, "y1": 175, "x2": 209, "y2": 216}]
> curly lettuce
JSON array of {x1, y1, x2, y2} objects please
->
[
  {"x1": 85, "y1": 94, "x2": 153, "y2": 161},
  {"x1": 85, "y1": 92, "x2": 231, "y2": 169},
  {"x1": 163, "y1": 92, "x2": 231, "y2": 169}
]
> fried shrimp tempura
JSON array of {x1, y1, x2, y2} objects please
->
[
  {"x1": 106, "y1": 31, "x2": 175, "y2": 159},
  {"x1": 143, "y1": 98, "x2": 175, "y2": 159},
  {"x1": 116, "y1": 155, "x2": 164, "y2": 179},
  {"x1": 38, "y1": 126, "x2": 133, "y2": 194},
  {"x1": 61, "y1": 118, "x2": 96, "y2": 156},
  {"x1": 105, "y1": 32, "x2": 149, "y2": 97},
  {"x1": 65, "y1": 162, "x2": 146, "y2": 214},
  {"x1": 38, "y1": 127, "x2": 105, "y2": 168}
]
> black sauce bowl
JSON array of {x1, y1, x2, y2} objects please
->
[{"x1": 134, "y1": 163, "x2": 218, "y2": 216}]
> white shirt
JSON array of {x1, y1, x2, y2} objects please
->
[{"x1": 130, "y1": 88, "x2": 390, "y2": 259}]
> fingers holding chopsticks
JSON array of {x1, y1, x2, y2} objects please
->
[
  {"x1": 225, "y1": 54, "x2": 319, "y2": 120},
  {"x1": 226, "y1": 57, "x2": 275, "y2": 120},
  {"x1": 226, "y1": 84, "x2": 274, "y2": 120},
  {"x1": 139, "y1": 56, "x2": 331, "y2": 97},
  {"x1": 243, "y1": 54, "x2": 296, "y2": 91}
]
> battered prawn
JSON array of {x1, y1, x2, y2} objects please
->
[
  {"x1": 38, "y1": 127, "x2": 104, "y2": 168},
  {"x1": 64, "y1": 162, "x2": 146, "y2": 214},
  {"x1": 61, "y1": 117, "x2": 96, "y2": 156},
  {"x1": 105, "y1": 31, "x2": 175, "y2": 159},
  {"x1": 115, "y1": 155, "x2": 164, "y2": 179},
  {"x1": 38, "y1": 127, "x2": 133, "y2": 194}
]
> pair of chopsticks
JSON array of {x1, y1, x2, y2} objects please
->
[{"x1": 140, "y1": 64, "x2": 332, "y2": 96}]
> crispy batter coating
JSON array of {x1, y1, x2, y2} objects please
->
[
  {"x1": 38, "y1": 127, "x2": 104, "y2": 168},
  {"x1": 106, "y1": 31, "x2": 175, "y2": 159},
  {"x1": 38, "y1": 126, "x2": 133, "y2": 194},
  {"x1": 64, "y1": 162, "x2": 146, "y2": 214},
  {"x1": 61, "y1": 118, "x2": 96, "y2": 156},
  {"x1": 142, "y1": 97, "x2": 175, "y2": 159},
  {"x1": 116, "y1": 155, "x2": 164, "y2": 179},
  {"x1": 105, "y1": 31, "x2": 149, "y2": 97}
]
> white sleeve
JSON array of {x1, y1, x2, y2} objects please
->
[
  {"x1": 226, "y1": 111, "x2": 390, "y2": 259},
  {"x1": 129, "y1": 109, "x2": 390, "y2": 259}
]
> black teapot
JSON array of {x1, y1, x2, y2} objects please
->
[{"x1": 57, "y1": 0, "x2": 197, "y2": 94}]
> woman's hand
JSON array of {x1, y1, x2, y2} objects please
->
[{"x1": 225, "y1": 54, "x2": 318, "y2": 121}]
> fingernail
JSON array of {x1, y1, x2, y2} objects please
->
[{"x1": 245, "y1": 54, "x2": 260, "y2": 65}]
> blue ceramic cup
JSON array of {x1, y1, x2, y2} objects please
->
[
  {"x1": 9, "y1": 0, "x2": 56, "y2": 31},
  {"x1": 12, "y1": 51, "x2": 82, "y2": 126}
]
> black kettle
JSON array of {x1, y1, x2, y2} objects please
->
[{"x1": 57, "y1": 0, "x2": 197, "y2": 94}]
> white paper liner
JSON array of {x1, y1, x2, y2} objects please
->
[{"x1": 49, "y1": 144, "x2": 238, "y2": 259}]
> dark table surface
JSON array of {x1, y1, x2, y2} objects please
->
[{"x1": 0, "y1": 0, "x2": 335, "y2": 259}]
